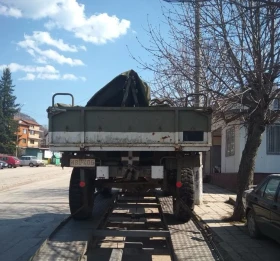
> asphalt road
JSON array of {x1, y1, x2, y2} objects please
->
[{"x1": 0, "y1": 166, "x2": 72, "y2": 261}]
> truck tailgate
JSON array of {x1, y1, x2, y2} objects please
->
[{"x1": 48, "y1": 107, "x2": 212, "y2": 151}]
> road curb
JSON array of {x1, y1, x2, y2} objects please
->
[
  {"x1": 193, "y1": 208, "x2": 236, "y2": 261},
  {"x1": 193, "y1": 194, "x2": 245, "y2": 261},
  {"x1": 28, "y1": 214, "x2": 72, "y2": 261}
]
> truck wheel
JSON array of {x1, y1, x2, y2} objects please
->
[
  {"x1": 174, "y1": 168, "x2": 194, "y2": 222},
  {"x1": 69, "y1": 168, "x2": 94, "y2": 220}
]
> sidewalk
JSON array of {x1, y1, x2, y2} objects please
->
[{"x1": 194, "y1": 183, "x2": 280, "y2": 261}]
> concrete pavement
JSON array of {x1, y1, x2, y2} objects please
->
[
  {"x1": 0, "y1": 167, "x2": 220, "y2": 261},
  {"x1": 194, "y1": 183, "x2": 280, "y2": 261},
  {"x1": 0, "y1": 166, "x2": 68, "y2": 191},
  {"x1": 0, "y1": 168, "x2": 71, "y2": 261},
  {"x1": 3, "y1": 167, "x2": 278, "y2": 261}
]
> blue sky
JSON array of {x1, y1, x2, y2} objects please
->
[{"x1": 0, "y1": 0, "x2": 173, "y2": 125}]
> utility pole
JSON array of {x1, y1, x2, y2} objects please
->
[
  {"x1": 16, "y1": 133, "x2": 18, "y2": 157},
  {"x1": 163, "y1": 0, "x2": 201, "y2": 107},
  {"x1": 163, "y1": 0, "x2": 203, "y2": 205},
  {"x1": 194, "y1": 1, "x2": 202, "y2": 205},
  {"x1": 194, "y1": 1, "x2": 201, "y2": 107}
]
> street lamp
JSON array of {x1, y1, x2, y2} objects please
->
[
  {"x1": 162, "y1": 0, "x2": 201, "y2": 107},
  {"x1": 15, "y1": 104, "x2": 25, "y2": 157},
  {"x1": 15, "y1": 120, "x2": 21, "y2": 157}
]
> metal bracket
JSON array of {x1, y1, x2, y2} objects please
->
[{"x1": 52, "y1": 93, "x2": 74, "y2": 107}]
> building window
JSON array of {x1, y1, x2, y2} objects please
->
[
  {"x1": 30, "y1": 130, "x2": 35, "y2": 135},
  {"x1": 267, "y1": 124, "x2": 280, "y2": 154},
  {"x1": 23, "y1": 129, "x2": 27, "y2": 134},
  {"x1": 273, "y1": 99, "x2": 280, "y2": 110},
  {"x1": 22, "y1": 138, "x2": 26, "y2": 144},
  {"x1": 226, "y1": 127, "x2": 235, "y2": 157},
  {"x1": 30, "y1": 139, "x2": 35, "y2": 144}
]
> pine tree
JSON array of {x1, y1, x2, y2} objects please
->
[{"x1": 0, "y1": 68, "x2": 19, "y2": 154}]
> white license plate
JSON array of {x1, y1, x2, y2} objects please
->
[{"x1": 70, "y1": 159, "x2": 95, "y2": 167}]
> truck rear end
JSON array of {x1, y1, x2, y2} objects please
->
[{"x1": 48, "y1": 93, "x2": 212, "y2": 221}]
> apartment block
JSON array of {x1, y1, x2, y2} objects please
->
[{"x1": 15, "y1": 118, "x2": 43, "y2": 149}]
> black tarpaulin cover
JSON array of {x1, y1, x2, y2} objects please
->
[{"x1": 86, "y1": 70, "x2": 151, "y2": 107}]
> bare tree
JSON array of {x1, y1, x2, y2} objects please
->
[
  {"x1": 133, "y1": 0, "x2": 280, "y2": 220},
  {"x1": 233, "y1": 0, "x2": 280, "y2": 9}
]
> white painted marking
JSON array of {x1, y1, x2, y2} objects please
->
[{"x1": 121, "y1": 151, "x2": 139, "y2": 165}]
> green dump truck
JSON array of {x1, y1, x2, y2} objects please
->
[{"x1": 47, "y1": 70, "x2": 212, "y2": 221}]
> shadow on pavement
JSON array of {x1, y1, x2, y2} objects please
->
[{"x1": 0, "y1": 213, "x2": 68, "y2": 261}]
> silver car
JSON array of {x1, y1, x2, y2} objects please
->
[
  {"x1": 0, "y1": 160, "x2": 8, "y2": 169},
  {"x1": 20, "y1": 156, "x2": 45, "y2": 167}
]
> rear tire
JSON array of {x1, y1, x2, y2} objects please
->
[
  {"x1": 174, "y1": 168, "x2": 194, "y2": 222},
  {"x1": 69, "y1": 168, "x2": 94, "y2": 220},
  {"x1": 29, "y1": 163, "x2": 34, "y2": 167}
]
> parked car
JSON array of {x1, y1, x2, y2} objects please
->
[
  {"x1": 243, "y1": 174, "x2": 280, "y2": 243},
  {"x1": 0, "y1": 160, "x2": 8, "y2": 169},
  {"x1": 0, "y1": 155, "x2": 20, "y2": 168},
  {"x1": 19, "y1": 156, "x2": 45, "y2": 167}
]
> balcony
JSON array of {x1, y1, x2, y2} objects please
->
[
  {"x1": 29, "y1": 127, "x2": 43, "y2": 132},
  {"x1": 27, "y1": 143, "x2": 40, "y2": 148},
  {"x1": 28, "y1": 135, "x2": 42, "y2": 140}
]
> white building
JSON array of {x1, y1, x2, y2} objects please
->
[
  {"x1": 222, "y1": 123, "x2": 280, "y2": 173},
  {"x1": 205, "y1": 122, "x2": 280, "y2": 174}
]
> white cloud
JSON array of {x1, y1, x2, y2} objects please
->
[
  {"x1": 0, "y1": 63, "x2": 84, "y2": 81},
  {"x1": 44, "y1": 20, "x2": 58, "y2": 30},
  {"x1": 0, "y1": 0, "x2": 130, "y2": 44},
  {"x1": 21, "y1": 72, "x2": 81, "y2": 81},
  {"x1": 24, "y1": 31, "x2": 79, "y2": 52},
  {"x1": 62, "y1": 74, "x2": 78, "y2": 80},
  {"x1": 19, "y1": 73, "x2": 36, "y2": 81},
  {"x1": 36, "y1": 48, "x2": 84, "y2": 66},
  {"x1": 0, "y1": 4, "x2": 22, "y2": 18},
  {"x1": 0, "y1": 63, "x2": 59, "y2": 74},
  {"x1": 73, "y1": 13, "x2": 131, "y2": 44},
  {"x1": 18, "y1": 34, "x2": 84, "y2": 66},
  {"x1": 37, "y1": 73, "x2": 60, "y2": 80},
  {"x1": 79, "y1": 45, "x2": 87, "y2": 51}
]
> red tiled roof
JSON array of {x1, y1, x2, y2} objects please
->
[
  {"x1": 14, "y1": 117, "x2": 40, "y2": 126},
  {"x1": 23, "y1": 119, "x2": 41, "y2": 126}
]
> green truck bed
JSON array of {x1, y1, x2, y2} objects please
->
[{"x1": 47, "y1": 106, "x2": 212, "y2": 152}]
